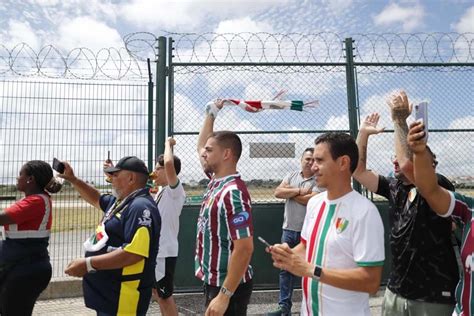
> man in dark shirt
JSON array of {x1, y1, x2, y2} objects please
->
[
  {"x1": 353, "y1": 91, "x2": 458, "y2": 315},
  {"x1": 61, "y1": 156, "x2": 161, "y2": 315}
]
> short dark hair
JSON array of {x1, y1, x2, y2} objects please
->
[
  {"x1": 157, "y1": 154, "x2": 182, "y2": 175},
  {"x1": 23, "y1": 160, "x2": 62, "y2": 193},
  {"x1": 302, "y1": 147, "x2": 314, "y2": 157},
  {"x1": 314, "y1": 132, "x2": 358, "y2": 173},
  {"x1": 210, "y1": 131, "x2": 242, "y2": 161}
]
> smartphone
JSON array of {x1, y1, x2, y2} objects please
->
[
  {"x1": 414, "y1": 101, "x2": 428, "y2": 141},
  {"x1": 257, "y1": 236, "x2": 271, "y2": 248},
  {"x1": 52, "y1": 158, "x2": 65, "y2": 174}
]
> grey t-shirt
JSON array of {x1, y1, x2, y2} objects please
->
[{"x1": 282, "y1": 171, "x2": 321, "y2": 231}]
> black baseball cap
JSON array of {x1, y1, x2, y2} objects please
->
[{"x1": 104, "y1": 156, "x2": 149, "y2": 175}]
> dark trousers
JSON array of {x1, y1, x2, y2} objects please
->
[
  {"x1": 204, "y1": 280, "x2": 253, "y2": 316},
  {"x1": 279, "y1": 229, "x2": 301, "y2": 313},
  {"x1": 0, "y1": 259, "x2": 52, "y2": 316}
]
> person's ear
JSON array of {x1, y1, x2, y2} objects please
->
[
  {"x1": 338, "y1": 155, "x2": 351, "y2": 172},
  {"x1": 223, "y1": 148, "x2": 232, "y2": 161}
]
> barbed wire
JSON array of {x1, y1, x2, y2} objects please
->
[
  {"x1": 0, "y1": 32, "x2": 472, "y2": 80},
  {"x1": 0, "y1": 43, "x2": 147, "y2": 80},
  {"x1": 124, "y1": 32, "x2": 473, "y2": 64}
]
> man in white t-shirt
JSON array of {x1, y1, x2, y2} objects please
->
[
  {"x1": 269, "y1": 132, "x2": 385, "y2": 316},
  {"x1": 151, "y1": 137, "x2": 186, "y2": 316}
]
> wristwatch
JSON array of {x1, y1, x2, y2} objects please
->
[
  {"x1": 86, "y1": 257, "x2": 97, "y2": 273},
  {"x1": 220, "y1": 286, "x2": 234, "y2": 298},
  {"x1": 312, "y1": 264, "x2": 322, "y2": 280}
]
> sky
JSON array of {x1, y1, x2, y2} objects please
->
[{"x1": 0, "y1": 0, "x2": 473, "y2": 185}]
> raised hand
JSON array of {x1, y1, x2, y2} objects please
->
[
  {"x1": 360, "y1": 113, "x2": 385, "y2": 136},
  {"x1": 407, "y1": 121, "x2": 427, "y2": 154},
  {"x1": 166, "y1": 137, "x2": 176, "y2": 147},
  {"x1": 388, "y1": 90, "x2": 412, "y2": 123},
  {"x1": 57, "y1": 161, "x2": 77, "y2": 183}
]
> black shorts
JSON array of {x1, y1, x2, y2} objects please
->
[{"x1": 154, "y1": 257, "x2": 177, "y2": 299}]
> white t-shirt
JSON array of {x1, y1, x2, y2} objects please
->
[
  {"x1": 300, "y1": 190, "x2": 385, "y2": 316},
  {"x1": 155, "y1": 180, "x2": 186, "y2": 258}
]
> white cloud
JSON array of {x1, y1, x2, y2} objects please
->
[
  {"x1": 214, "y1": 17, "x2": 273, "y2": 34},
  {"x1": 448, "y1": 115, "x2": 474, "y2": 129},
  {"x1": 322, "y1": 0, "x2": 353, "y2": 14},
  {"x1": 55, "y1": 16, "x2": 123, "y2": 52},
  {"x1": 373, "y1": 3, "x2": 425, "y2": 32},
  {"x1": 4, "y1": 20, "x2": 41, "y2": 50},
  {"x1": 452, "y1": 6, "x2": 474, "y2": 33},
  {"x1": 119, "y1": 0, "x2": 289, "y2": 31}
]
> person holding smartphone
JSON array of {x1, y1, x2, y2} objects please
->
[
  {"x1": 269, "y1": 132, "x2": 385, "y2": 316},
  {"x1": 150, "y1": 137, "x2": 186, "y2": 316},
  {"x1": 60, "y1": 156, "x2": 161, "y2": 316},
  {"x1": 408, "y1": 121, "x2": 473, "y2": 316},
  {"x1": 353, "y1": 91, "x2": 458, "y2": 315},
  {"x1": 0, "y1": 160, "x2": 62, "y2": 315}
]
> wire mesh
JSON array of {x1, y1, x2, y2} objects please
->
[
  {"x1": 0, "y1": 78, "x2": 149, "y2": 279},
  {"x1": 0, "y1": 31, "x2": 473, "y2": 282},
  {"x1": 355, "y1": 65, "x2": 473, "y2": 196}
]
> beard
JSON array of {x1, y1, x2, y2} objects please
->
[
  {"x1": 111, "y1": 188, "x2": 120, "y2": 199},
  {"x1": 203, "y1": 163, "x2": 215, "y2": 175}
]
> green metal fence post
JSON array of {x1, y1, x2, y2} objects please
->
[
  {"x1": 168, "y1": 37, "x2": 174, "y2": 137},
  {"x1": 156, "y1": 36, "x2": 167, "y2": 158},
  {"x1": 147, "y1": 58, "x2": 154, "y2": 172},
  {"x1": 344, "y1": 37, "x2": 362, "y2": 193}
]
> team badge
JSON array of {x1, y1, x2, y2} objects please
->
[
  {"x1": 335, "y1": 217, "x2": 349, "y2": 234},
  {"x1": 83, "y1": 222, "x2": 109, "y2": 252},
  {"x1": 138, "y1": 209, "x2": 152, "y2": 227}
]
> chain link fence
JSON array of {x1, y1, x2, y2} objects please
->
[
  {"x1": 0, "y1": 32, "x2": 472, "y2": 280},
  {"x1": 161, "y1": 32, "x2": 473, "y2": 204}
]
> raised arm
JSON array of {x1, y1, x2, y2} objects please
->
[
  {"x1": 353, "y1": 113, "x2": 384, "y2": 193},
  {"x1": 407, "y1": 121, "x2": 451, "y2": 215},
  {"x1": 164, "y1": 137, "x2": 179, "y2": 187},
  {"x1": 197, "y1": 99, "x2": 224, "y2": 167},
  {"x1": 58, "y1": 161, "x2": 101, "y2": 209},
  {"x1": 388, "y1": 91, "x2": 415, "y2": 183}
]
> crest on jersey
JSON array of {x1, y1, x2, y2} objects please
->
[
  {"x1": 138, "y1": 209, "x2": 152, "y2": 227},
  {"x1": 335, "y1": 217, "x2": 349, "y2": 234}
]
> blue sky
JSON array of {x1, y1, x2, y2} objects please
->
[
  {"x1": 0, "y1": 0, "x2": 473, "y2": 184},
  {"x1": 0, "y1": 0, "x2": 473, "y2": 51}
]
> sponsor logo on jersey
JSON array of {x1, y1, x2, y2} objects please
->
[{"x1": 231, "y1": 211, "x2": 250, "y2": 228}]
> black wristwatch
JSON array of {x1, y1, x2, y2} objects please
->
[{"x1": 312, "y1": 265, "x2": 322, "y2": 280}]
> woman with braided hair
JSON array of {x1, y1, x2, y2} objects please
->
[{"x1": 0, "y1": 160, "x2": 62, "y2": 315}]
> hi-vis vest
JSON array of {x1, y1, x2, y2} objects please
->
[{"x1": 5, "y1": 194, "x2": 51, "y2": 239}]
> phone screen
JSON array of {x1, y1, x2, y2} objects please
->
[
  {"x1": 52, "y1": 158, "x2": 65, "y2": 174},
  {"x1": 414, "y1": 101, "x2": 428, "y2": 141}
]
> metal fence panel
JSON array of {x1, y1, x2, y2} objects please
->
[{"x1": 0, "y1": 79, "x2": 149, "y2": 278}]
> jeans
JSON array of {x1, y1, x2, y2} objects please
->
[
  {"x1": 204, "y1": 280, "x2": 253, "y2": 316},
  {"x1": 279, "y1": 229, "x2": 301, "y2": 313}
]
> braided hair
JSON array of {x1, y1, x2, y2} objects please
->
[{"x1": 23, "y1": 160, "x2": 62, "y2": 193}]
